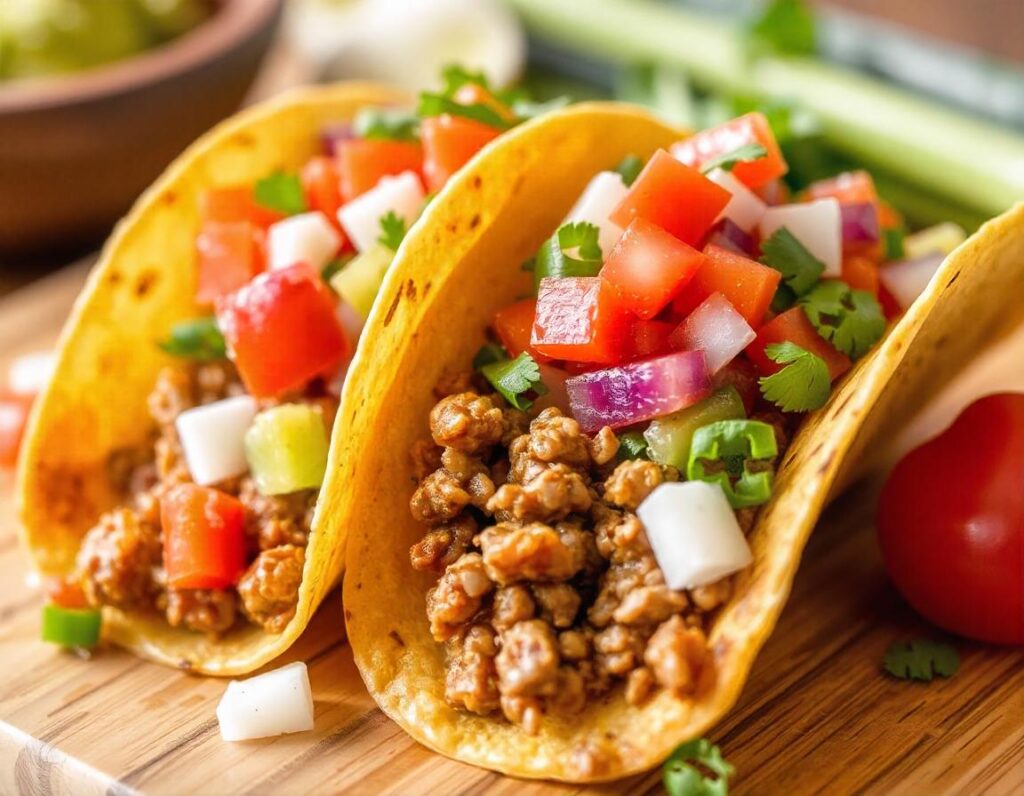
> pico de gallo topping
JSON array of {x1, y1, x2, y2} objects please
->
[
  {"x1": 406, "y1": 111, "x2": 964, "y2": 736},
  {"x1": 44, "y1": 67, "x2": 544, "y2": 645}
]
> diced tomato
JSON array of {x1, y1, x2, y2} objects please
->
[
  {"x1": 216, "y1": 263, "x2": 349, "y2": 398},
  {"x1": 421, "y1": 115, "x2": 501, "y2": 194},
  {"x1": 610, "y1": 150, "x2": 730, "y2": 247},
  {"x1": 601, "y1": 218, "x2": 707, "y2": 320},
  {"x1": 746, "y1": 307, "x2": 851, "y2": 381},
  {"x1": 200, "y1": 187, "x2": 283, "y2": 230},
  {"x1": 46, "y1": 578, "x2": 88, "y2": 609},
  {"x1": 672, "y1": 244, "x2": 781, "y2": 329},
  {"x1": 0, "y1": 393, "x2": 32, "y2": 468},
  {"x1": 842, "y1": 255, "x2": 880, "y2": 296},
  {"x1": 670, "y1": 112, "x2": 788, "y2": 189},
  {"x1": 713, "y1": 357, "x2": 760, "y2": 414},
  {"x1": 878, "y1": 283, "x2": 903, "y2": 321},
  {"x1": 625, "y1": 319, "x2": 675, "y2": 361},
  {"x1": 806, "y1": 170, "x2": 878, "y2": 206},
  {"x1": 161, "y1": 483, "x2": 247, "y2": 590},
  {"x1": 336, "y1": 139, "x2": 424, "y2": 202},
  {"x1": 453, "y1": 83, "x2": 516, "y2": 124},
  {"x1": 301, "y1": 156, "x2": 343, "y2": 222},
  {"x1": 878, "y1": 200, "x2": 904, "y2": 231},
  {"x1": 195, "y1": 221, "x2": 263, "y2": 305},
  {"x1": 531, "y1": 277, "x2": 631, "y2": 364},
  {"x1": 493, "y1": 298, "x2": 552, "y2": 363}
]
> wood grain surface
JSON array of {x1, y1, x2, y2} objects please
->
[{"x1": 1, "y1": 266, "x2": 1022, "y2": 795}]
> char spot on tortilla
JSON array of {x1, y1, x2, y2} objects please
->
[
  {"x1": 344, "y1": 609, "x2": 353, "y2": 621},
  {"x1": 388, "y1": 630, "x2": 405, "y2": 647},
  {"x1": 161, "y1": 191, "x2": 178, "y2": 206},
  {"x1": 946, "y1": 271, "x2": 961, "y2": 288},
  {"x1": 472, "y1": 175, "x2": 482, "y2": 190},
  {"x1": 405, "y1": 279, "x2": 417, "y2": 301},
  {"x1": 469, "y1": 214, "x2": 481, "y2": 230},
  {"x1": 446, "y1": 221, "x2": 458, "y2": 234},
  {"x1": 356, "y1": 582, "x2": 362, "y2": 590},
  {"x1": 134, "y1": 270, "x2": 159, "y2": 298},
  {"x1": 382, "y1": 289, "x2": 402, "y2": 327},
  {"x1": 108, "y1": 271, "x2": 123, "y2": 285},
  {"x1": 423, "y1": 280, "x2": 432, "y2": 297},
  {"x1": 232, "y1": 132, "x2": 257, "y2": 148}
]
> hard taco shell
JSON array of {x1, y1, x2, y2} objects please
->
[{"x1": 337, "y1": 102, "x2": 1024, "y2": 780}]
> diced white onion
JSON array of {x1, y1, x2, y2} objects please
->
[
  {"x1": 267, "y1": 212, "x2": 342, "y2": 272},
  {"x1": 217, "y1": 661, "x2": 314, "y2": 742},
  {"x1": 563, "y1": 171, "x2": 628, "y2": 258},
  {"x1": 678, "y1": 292, "x2": 756, "y2": 374},
  {"x1": 176, "y1": 395, "x2": 258, "y2": 486},
  {"x1": 760, "y1": 199, "x2": 841, "y2": 277},
  {"x1": 637, "y1": 481, "x2": 753, "y2": 590},
  {"x1": 337, "y1": 171, "x2": 425, "y2": 253},
  {"x1": 903, "y1": 222, "x2": 967, "y2": 260},
  {"x1": 879, "y1": 253, "x2": 944, "y2": 311},
  {"x1": 707, "y1": 169, "x2": 766, "y2": 233},
  {"x1": 7, "y1": 351, "x2": 56, "y2": 396}
]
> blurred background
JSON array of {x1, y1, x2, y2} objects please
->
[{"x1": 1, "y1": 0, "x2": 1022, "y2": 286}]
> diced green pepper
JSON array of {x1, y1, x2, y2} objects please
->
[
  {"x1": 244, "y1": 404, "x2": 330, "y2": 496},
  {"x1": 687, "y1": 419, "x2": 778, "y2": 508},
  {"x1": 329, "y1": 244, "x2": 393, "y2": 319},
  {"x1": 644, "y1": 387, "x2": 746, "y2": 469},
  {"x1": 41, "y1": 604, "x2": 101, "y2": 648}
]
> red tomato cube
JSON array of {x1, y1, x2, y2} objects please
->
[
  {"x1": 336, "y1": 139, "x2": 424, "y2": 202},
  {"x1": 673, "y1": 244, "x2": 781, "y2": 328},
  {"x1": 625, "y1": 319, "x2": 675, "y2": 361},
  {"x1": 301, "y1": 156, "x2": 346, "y2": 230},
  {"x1": 806, "y1": 170, "x2": 878, "y2": 206},
  {"x1": 493, "y1": 298, "x2": 552, "y2": 363},
  {"x1": 745, "y1": 307, "x2": 851, "y2": 381},
  {"x1": 610, "y1": 150, "x2": 730, "y2": 247},
  {"x1": 531, "y1": 277, "x2": 630, "y2": 364},
  {"x1": 199, "y1": 187, "x2": 283, "y2": 230},
  {"x1": 195, "y1": 221, "x2": 263, "y2": 305},
  {"x1": 601, "y1": 218, "x2": 707, "y2": 320},
  {"x1": 670, "y1": 112, "x2": 788, "y2": 189},
  {"x1": 216, "y1": 263, "x2": 349, "y2": 398},
  {"x1": 161, "y1": 483, "x2": 247, "y2": 590},
  {"x1": 421, "y1": 115, "x2": 501, "y2": 193},
  {"x1": 842, "y1": 255, "x2": 880, "y2": 296}
]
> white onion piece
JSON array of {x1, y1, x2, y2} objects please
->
[
  {"x1": 674, "y1": 292, "x2": 756, "y2": 374},
  {"x1": 760, "y1": 198, "x2": 841, "y2": 277},
  {"x1": 8, "y1": 351, "x2": 56, "y2": 396},
  {"x1": 267, "y1": 212, "x2": 342, "y2": 272},
  {"x1": 176, "y1": 395, "x2": 258, "y2": 486},
  {"x1": 879, "y1": 253, "x2": 944, "y2": 311},
  {"x1": 563, "y1": 171, "x2": 628, "y2": 257},
  {"x1": 707, "y1": 169, "x2": 766, "y2": 233},
  {"x1": 217, "y1": 661, "x2": 314, "y2": 742},
  {"x1": 337, "y1": 171, "x2": 425, "y2": 253},
  {"x1": 637, "y1": 481, "x2": 753, "y2": 590},
  {"x1": 903, "y1": 222, "x2": 967, "y2": 260}
]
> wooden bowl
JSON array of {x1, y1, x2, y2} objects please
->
[{"x1": 0, "y1": 0, "x2": 284, "y2": 259}]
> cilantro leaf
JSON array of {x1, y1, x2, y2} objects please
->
[
  {"x1": 799, "y1": 280, "x2": 886, "y2": 359},
  {"x1": 159, "y1": 317, "x2": 226, "y2": 361},
  {"x1": 748, "y1": 0, "x2": 817, "y2": 58},
  {"x1": 883, "y1": 640, "x2": 959, "y2": 682},
  {"x1": 439, "y1": 64, "x2": 491, "y2": 95},
  {"x1": 480, "y1": 352, "x2": 548, "y2": 411},
  {"x1": 353, "y1": 107, "x2": 419, "y2": 142},
  {"x1": 759, "y1": 227, "x2": 825, "y2": 297},
  {"x1": 377, "y1": 211, "x2": 408, "y2": 252},
  {"x1": 417, "y1": 93, "x2": 512, "y2": 130},
  {"x1": 253, "y1": 172, "x2": 306, "y2": 216},
  {"x1": 618, "y1": 431, "x2": 649, "y2": 461},
  {"x1": 884, "y1": 227, "x2": 906, "y2": 261},
  {"x1": 534, "y1": 221, "x2": 604, "y2": 289},
  {"x1": 322, "y1": 254, "x2": 353, "y2": 284},
  {"x1": 615, "y1": 154, "x2": 644, "y2": 187},
  {"x1": 472, "y1": 342, "x2": 507, "y2": 370},
  {"x1": 700, "y1": 143, "x2": 768, "y2": 175},
  {"x1": 663, "y1": 738, "x2": 734, "y2": 796},
  {"x1": 758, "y1": 341, "x2": 831, "y2": 412}
]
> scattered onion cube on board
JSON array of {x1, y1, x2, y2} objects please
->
[
  {"x1": 672, "y1": 292, "x2": 755, "y2": 374},
  {"x1": 176, "y1": 395, "x2": 258, "y2": 486},
  {"x1": 707, "y1": 169, "x2": 766, "y2": 233},
  {"x1": 267, "y1": 212, "x2": 342, "y2": 272},
  {"x1": 337, "y1": 171, "x2": 424, "y2": 252},
  {"x1": 637, "y1": 481, "x2": 753, "y2": 590},
  {"x1": 217, "y1": 661, "x2": 314, "y2": 742},
  {"x1": 760, "y1": 199, "x2": 841, "y2": 277},
  {"x1": 563, "y1": 171, "x2": 629, "y2": 256},
  {"x1": 244, "y1": 403, "x2": 330, "y2": 496},
  {"x1": 8, "y1": 351, "x2": 56, "y2": 397},
  {"x1": 879, "y1": 253, "x2": 945, "y2": 311}
]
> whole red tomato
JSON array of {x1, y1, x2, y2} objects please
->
[{"x1": 878, "y1": 393, "x2": 1024, "y2": 645}]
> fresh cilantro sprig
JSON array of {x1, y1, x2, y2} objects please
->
[
  {"x1": 478, "y1": 351, "x2": 548, "y2": 411},
  {"x1": 615, "y1": 154, "x2": 645, "y2": 187},
  {"x1": 883, "y1": 227, "x2": 906, "y2": 261},
  {"x1": 758, "y1": 341, "x2": 831, "y2": 412},
  {"x1": 159, "y1": 317, "x2": 226, "y2": 361},
  {"x1": 700, "y1": 143, "x2": 768, "y2": 175},
  {"x1": 883, "y1": 640, "x2": 959, "y2": 682},
  {"x1": 799, "y1": 281, "x2": 886, "y2": 359},
  {"x1": 747, "y1": 0, "x2": 817, "y2": 58},
  {"x1": 759, "y1": 227, "x2": 825, "y2": 297},
  {"x1": 253, "y1": 172, "x2": 306, "y2": 216},
  {"x1": 377, "y1": 211, "x2": 408, "y2": 252},
  {"x1": 534, "y1": 221, "x2": 604, "y2": 289},
  {"x1": 353, "y1": 107, "x2": 420, "y2": 142},
  {"x1": 617, "y1": 431, "x2": 649, "y2": 461},
  {"x1": 663, "y1": 738, "x2": 734, "y2": 796},
  {"x1": 417, "y1": 93, "x2": 512, "y2": 130}
]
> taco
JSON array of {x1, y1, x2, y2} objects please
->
[
  {"x1": 338, "y1": 102, "x2": 1024, "y2": 780},
  {"x1": 18, "y1": 70, "x2": 541, "y2": 675}
]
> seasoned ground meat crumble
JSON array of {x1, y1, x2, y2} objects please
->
[{"x1": 409, "y1": 386, "x2": 752, "y2": 732}]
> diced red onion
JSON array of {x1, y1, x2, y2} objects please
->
[
  {"x1": 840, "y1": 201, "x2": 880, "y2": 245},
  {"x1": 565, "y1": 350, "x2": 711, "y2": 433},
  {"x1": 706, "y1": 219, "x2": 755, "y2": 256},
  {"x1": 879, "y1": 253, "x2": 944, "y2": 310},
  {"x1": 320, "y1": 123, "x2": 354, "y2": 156},
  {"x1": 670, "y1": 292, "x2": 755, "y2": 374}
]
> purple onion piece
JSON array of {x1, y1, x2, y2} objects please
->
[
  {"x1": 840, "y1": 201, "x2": 880, "y2": 244},
  {"x1": 320, "y1": 123, "x2": 355, "y2": 156},
  {"x1": 707, "y1": 218, "x2": 756, "y2": 256}
]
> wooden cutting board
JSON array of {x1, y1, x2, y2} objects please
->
[{"x1": 1, "y1": 265, "x2": 1022, "y2": 796}]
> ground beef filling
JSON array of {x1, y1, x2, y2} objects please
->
[
  {"x1": 72, "y1": 361, "x2": 327, "y2": 637},
  {"x1": 409, "y1": 390, "x2": 745, "y2": 732}
]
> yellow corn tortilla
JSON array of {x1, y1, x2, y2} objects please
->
[
  {"x1": 17, "y1": 82, "x2": 411, "y2": 676},
  {"x1": 338, "y1": 102, "x2": 1024, "y2": 781}
]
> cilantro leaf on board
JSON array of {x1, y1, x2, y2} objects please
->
[
  {"x1": 883, "y1": 640, "x2": 959, "y2": 682},
  {"x1": 758, "y1": 341, "x2": 831, "y2": 412},
  {"x1": 759, "y1": 226, "x2": 825, "y2": 297},
  {"x1": 377, "y1": 211, "x2": 408, "y2": 252},
  {"x1": 253, "y1": 172, "x2": 306, "y2": 216},
  {"x1": 479, "y1": 352, "x2": 548, "y2": 411},
  {"x1": 799, "y1": 280, "x2": 886, "y2": 359},
  {"x1": 663, "y1": 738, "x2": 735, "y2": 796}
]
